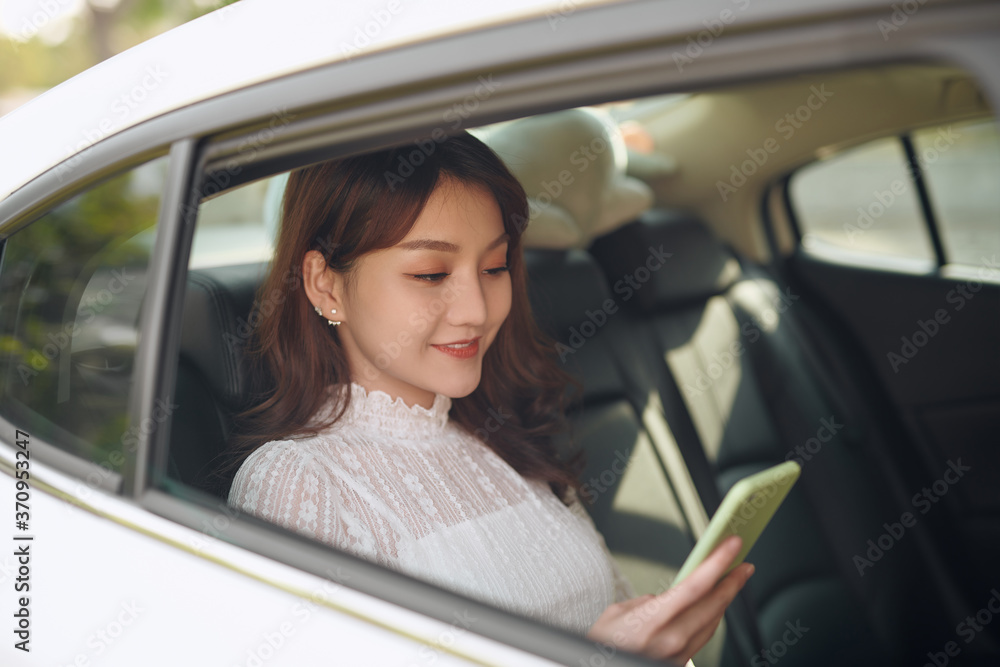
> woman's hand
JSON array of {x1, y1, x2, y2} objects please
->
[{"x1": 587, "y1": 535, "x2": 754, "y2": 665}]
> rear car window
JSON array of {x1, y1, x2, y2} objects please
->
[
  {"x1": 790, "y1": 136, "x2": 935, "y2": 266},
  {"x1": 789, "y1": 117, "x2": 999, "y2": 269},
  {"x1": 912, "y1": 118, "x2": 1000, "y2": 266}
]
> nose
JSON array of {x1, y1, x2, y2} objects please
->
[{"x1": 443, "y1": 270, "x2": 489, "y2": 328}]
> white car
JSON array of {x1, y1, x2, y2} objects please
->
[{"x1": 1, "y1": 0, "x2": 999, "y2": 665}]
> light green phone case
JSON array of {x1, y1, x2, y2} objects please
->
[{"x1": 672, "y1": 460, "x2": 801, "y2": 586}]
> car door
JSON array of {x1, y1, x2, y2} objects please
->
[{"x1": 3, "y1": 1, "x2": 1000, "y2": 666}]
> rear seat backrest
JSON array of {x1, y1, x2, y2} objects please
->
[
  {"x1": 524, "y1": 247, "x2": 742, "y2": 667},
  {"x1": 588, "y1": 209, "x2": 957, "y2": 666}
]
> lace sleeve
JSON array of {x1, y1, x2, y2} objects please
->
[
  {"x1": 227, "y1": 440, "x2": 385, "y2": 565},
  {"x1": 564, "y1": 487, "x2": 637, "y2": 603}
]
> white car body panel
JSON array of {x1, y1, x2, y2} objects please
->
[{"x1": 0, "y1": 0, "x2": 618, "y2": 201}]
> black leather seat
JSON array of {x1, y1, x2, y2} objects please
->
[
  {"x1": 587, "y1": 209, "x2": 961, "y2": 666},
  {"x1": 525, "y1": 246, "x2": 755, "y2": 667},
  {"x1": 168, "y1": 262, "x2": 266, "y2": 497}
]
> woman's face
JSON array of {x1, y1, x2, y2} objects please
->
[{"x1": 308, "y1": 176, "x2": 512, "y2": 409}]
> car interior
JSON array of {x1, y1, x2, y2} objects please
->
[{"x1": 160, "y1": 61, "x2": 999, "y2": 667}]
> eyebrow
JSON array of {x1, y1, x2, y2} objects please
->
[{"x1": 396, "y1": 232, "x2": 510, "y2": 253}]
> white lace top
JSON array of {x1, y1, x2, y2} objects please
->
[{"x1": 228, "y1": 381, "x2": 636, "y2": 635}]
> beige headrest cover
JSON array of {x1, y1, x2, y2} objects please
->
[{"x1": 475, "y1": 108, "x2": 654, "y2": 249}]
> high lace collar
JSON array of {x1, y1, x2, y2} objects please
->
[{"x1": 324, "y1": 381, "x2": 452, "y2": 442}]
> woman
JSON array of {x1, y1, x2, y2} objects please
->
[{"x1": 223, "y1": 131, "x2": 753, "y2": 665}]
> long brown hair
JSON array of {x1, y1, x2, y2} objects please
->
[{"x1": 218, "y1": 132, "x2": 585, "y2": 502}]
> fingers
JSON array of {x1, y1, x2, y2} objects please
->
[
  {"x1": 654, "y1": 609, "x2": 725, "y2": 664},
  {"x1": 670, "y1": 563, "x2": 754, "y2": 640},
  {"x1": 586, "y1": 594, "x2": 657, "y2": 644},
  {"x1": 645, "y1": 562, "x2": 754, "y2": 662},
  {"x1": 610, "y1": 538, "x2": 748, "y2": 655},
  {"x1": 643, "y1": 536, "x2": 744, "y2": 626},
  {"x1": 683, "y1": 535, "x2": 744, "y2": 593}
]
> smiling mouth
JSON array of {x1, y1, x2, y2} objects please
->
[
  {"x1": 437, "y1": 340, "x2": 477, "y2": 348},
  {"x1": 431, "y1": 337, "x2": 480, "y2": 358}
]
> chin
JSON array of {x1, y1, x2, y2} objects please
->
[{"x1": 432, "y1": 369, "x2": 482, "y2": 399}]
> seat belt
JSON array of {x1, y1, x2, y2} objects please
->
[{"x1": 605, "y1": 323, "x2": 765, "y2": 662}]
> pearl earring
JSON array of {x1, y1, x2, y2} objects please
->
[{"x1": 314, "y1": 305, "x2": 342, "y2": 326}]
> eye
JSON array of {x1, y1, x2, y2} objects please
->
[
  {"x1": 409, "y1": 272, "x2": 449, "y2": 283},
  {"x1": 484, "y1": 266, "x2": 509, "y2": 276}
]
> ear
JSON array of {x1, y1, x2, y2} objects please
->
[{"x1": 302, "y1": 250, "x2": 346, "y2": 319}]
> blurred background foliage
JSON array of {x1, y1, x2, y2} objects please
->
[{"x1": 0, "y1": 0, "x2": 238, "y2": 116}]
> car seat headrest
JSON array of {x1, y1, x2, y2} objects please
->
[
  {"x1": 477, "y1": 108, "x2": 654, "y2": 250},
  {"x1": 589, "y1": 210, "x2": 743, "y2": 312},
  {"x1": 180, "y1": 263, "x2": 266, "y2": 409}
]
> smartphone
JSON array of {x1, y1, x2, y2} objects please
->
[{"x1": 672, "y1": 460, "x2": 801, "y2": 586}]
